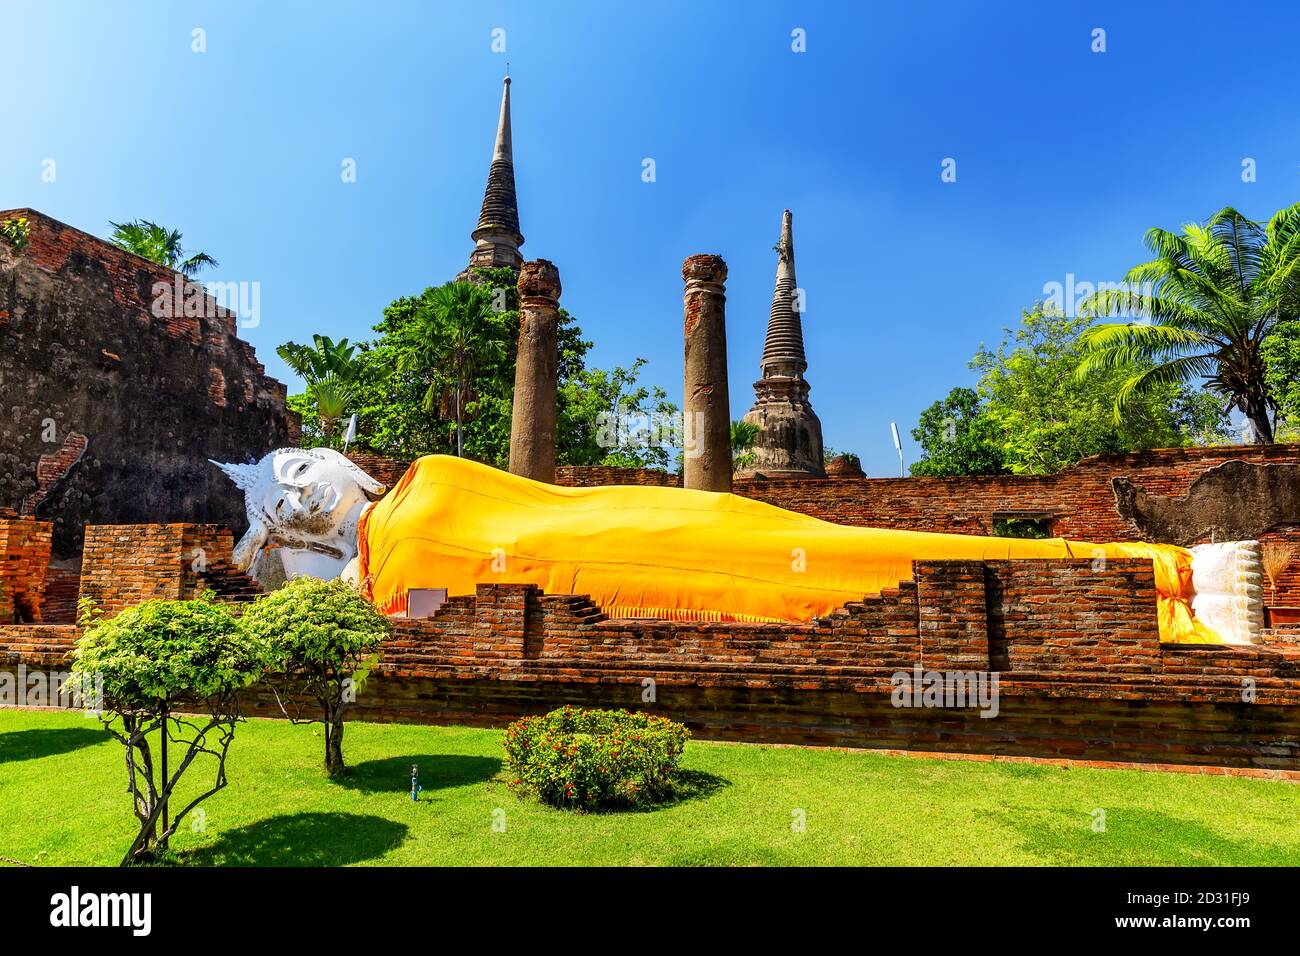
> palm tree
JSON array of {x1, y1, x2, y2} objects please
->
[
  {"x1": 401, "y1": 282, "x2": 504, "y2": 457},
  {"x1": 277, "y1": 335, "x2": 365, "y2": 444},
  {"x1": 108, "y1": 220, "x2": 218, "y2": 276},
  {"x1": 731, "y1": 419, "x2": 760, "y2": 474},
  {"x1": 1075, "y1": 204, "x2": 1300, "y2": 444}
]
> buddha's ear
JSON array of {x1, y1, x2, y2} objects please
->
[
  {"x1": 313, "y1": 447, "x2": 387, "y2": 499},
  {"x1": 231, "y1": 517, "x2": 270, "y2": 572}
]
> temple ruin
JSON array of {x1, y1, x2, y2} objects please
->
[
  {"x1": 738, "y1": 209, "x2": 826, "y2": 478},
  {"x1": 2, "y1": 76, "x2": 1299, "y2": 776},
  {"x1": 457, "y1": 75, "x2": 524, "y2": 280}
]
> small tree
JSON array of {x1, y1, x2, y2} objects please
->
[
  {"x1": 240, "y1": 577, "x2": 392, "y2": 776},
  {"x1": 69, "y1": 596, "x2": 262, "y2": 866},
  {"x1": 277, "y1": 334, "x2": 369, "y2": 446},
  {"x1": 910, "y1": 387, "x2": 1008, "y2": 477}
]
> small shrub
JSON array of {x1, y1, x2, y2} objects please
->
[
  {"x1": 240, "y1": 576, "x2": 392, "y2": 775},
  {"x1": 1, "y1": 216, "x2": 30, "y2": 253},
  {"x1": 70, "y1": 595, "x2": 262, "y2": 865},
  {"x1": 504, "y1": 706, "x2": 690, "y2": 810}
]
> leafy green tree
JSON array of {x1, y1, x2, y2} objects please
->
[
  {"x1": 288, "y1": 267, "x2": 676, "y2": 469},
  {"x1": 70, "y1": 596, "x2": 262, "y2": 865},
  {"x1": 240, "y1": 577, "x2": 392, "y2": 776},
  {"x1": 296, "y1": 267, "x2": 585, "y2": 463},
  {"x1": 400, "y1": 282, "x2": 506, "y2": 457},
  {"x1": 1076, "y1": 204, "x2": 1300, "y2": 443},
  {"x1": 559, "y1": 358, "x2": 680, "y2": 470},
  {"x1": 971, "y1": 305, "x2": 1228, "y2": 475},
  {"x1": 909, "y1": 387, "x2": 1008, "y2": 476},
  {"x1": 1262, "y1": 318, "x2": 1300, "y2": 440},
  {"x1": 278, "y1": 334, "x2": 369, "y2": 445},
  {"x1": 108, "y1": 219, "x2": 218, "y2": 276}
]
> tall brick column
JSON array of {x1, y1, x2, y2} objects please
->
[
  {"x1": 509, "y1": 259, "x2": 562, "y2": 483},
  {"x1": 682, "y1": 254, "x2": 732, "y2": 492}
]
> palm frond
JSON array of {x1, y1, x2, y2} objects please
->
[
  {"x1": 1074, "y1": 322, "x2": 1214, "y2": 380},
  {"x1": 1109, "y1": 356, "x2": 1218, "y2": 420},
  {"x1": 1208, "y1": 206, "x2": 1265, "y2": 295}
]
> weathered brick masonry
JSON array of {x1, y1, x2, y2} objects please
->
[
  {"x1": 730, "y1": 444, "x2": 1300, "y2": 538},
  {"x1": 79, "y1": 524, "x2": 260, "y2": 617},
  {"x1": 242, "y1": 564, "x2": 1300, "y2": 770},
  {"x1": 4, "y1": 523, "x2": 1299, "y2": 772},
  {"x1": 0, "y1": 209, "x2": 298, "y2": 558},
  {"x1": 0, "y1": 515, "x2": 52, "y2": 623}
]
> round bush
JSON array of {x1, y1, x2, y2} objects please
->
[{"x1": 504, "y1": 706, "x2": 690, "y2": 810}]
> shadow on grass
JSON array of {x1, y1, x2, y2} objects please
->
[
  {"x1": 544, "y1": 769, "x2": 732, "y2": 816},
  {"x1": 0, "y1": 727, "x2": 105, "y2": 763},
  {"x1": 993, "y1": 806, "x2": 1299, "y2": 866},
  {"x1": 177, "y1": 812, "x2": 408, "y2": 866},
  {"x1": 649, "y1": 768, "x2": 731, "y2": 809},
  {"x1": 334, "y1": 754, "x2": 502, "y2": 793}
]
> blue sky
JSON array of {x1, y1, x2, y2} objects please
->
[{"x1": 5, "y1": 0, "x2": 1299, "y2": 474}]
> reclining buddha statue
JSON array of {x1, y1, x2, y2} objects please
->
[{"x1": 212, "y1": 448, "x2": 1266, "y2": 645}]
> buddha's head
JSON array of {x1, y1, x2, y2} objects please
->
[{"x1": 210, "y1": 447, "x2": 386, "y2": 574}]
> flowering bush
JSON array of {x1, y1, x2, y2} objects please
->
[{"x1": 504, "y1": 706, "x2": 690, "y2": 810}]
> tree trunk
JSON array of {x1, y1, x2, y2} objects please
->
[
  {"x1": 324, "y1": 706, "x2": 346, "y2": 776},
  {"x1": 1246, "y1": 396, "x2": 1275, "y2": 444},
  {"x1": 159, "y1": 705, "x2": 169, "y2": 853},
  {"x1": 455, "y1": 384, "x2": 464, "y2": 457}
]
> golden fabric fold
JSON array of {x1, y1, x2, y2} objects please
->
[{"x1": 358, "y1": 455, "x2": 1218, "y2": 643}]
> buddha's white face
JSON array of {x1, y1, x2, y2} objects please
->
[
  {"x1": 212, "y1": 447, "x2": 386, "y2": 576},
  {"x1": 260, "y1": 450, "x2": 369, "y2": 538}
]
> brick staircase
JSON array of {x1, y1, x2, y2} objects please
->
[{"x1": 0, "y1": 625, "x2": 78, "y2": 667}]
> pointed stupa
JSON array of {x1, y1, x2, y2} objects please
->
[
  {"x1": 738, "y1": 209, "x2": 825, "y2": 478},
  {"x1": 759, "y1": 209, "x2": 807, "y2": 378},
  {"x1": 461, "y1": 75, "x2": 524, "y2": 278}
]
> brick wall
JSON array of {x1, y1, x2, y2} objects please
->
[
  {"x1": 344, "y1": 451, "x2": 413, "y2": 489},
  {"x1": 984, "y1": 559, "x2": 1163, "y2": 674},
  {"x1": 553, "y1": 465, "x2": 680, "y2": 487},
  {"x1": 78, "y1": 523, "x2": 247, "y2": 616},
  {"x1": 0, "y1": 516, "x2": 52, "y2": 623},
  {"x1": 6, "y1": 557, "x2": 1300, "y2": 768},
  {"x1": 731, "y1": 444, "x2": 1300, "y2": 539},
  {"x1": 0, "y1": 208, "x2": 298, "y2": 557},
  {"x1": 0, "y1": 624, "x2": 78, "y2": 669}
]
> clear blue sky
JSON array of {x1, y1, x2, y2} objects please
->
[{"x1": 5, "y1": 0, "x2": 1299, "y2": 474}]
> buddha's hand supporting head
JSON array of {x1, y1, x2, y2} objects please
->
[{"x1": 210, "y1": 447, "x2": 386, "y2": 575}]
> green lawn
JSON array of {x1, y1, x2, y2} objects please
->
[{"x1": 1, "y1": 708, "x2": 1298, "y2": 866}]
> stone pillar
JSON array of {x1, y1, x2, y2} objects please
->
[
  {"x1": 508, "y1": 259, "x2": 561, "y2": 483},
  {"x1": 682, "y1": 254, "x2": 732, "y2": 492}
]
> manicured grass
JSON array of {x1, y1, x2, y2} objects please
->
[{"x1": 1, "y1": 708, "x2": 1298, "y2": 866}]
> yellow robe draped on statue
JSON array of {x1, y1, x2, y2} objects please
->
[{"x1": 358, "y1": 455, "x2": 1220, "y2": 644}]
